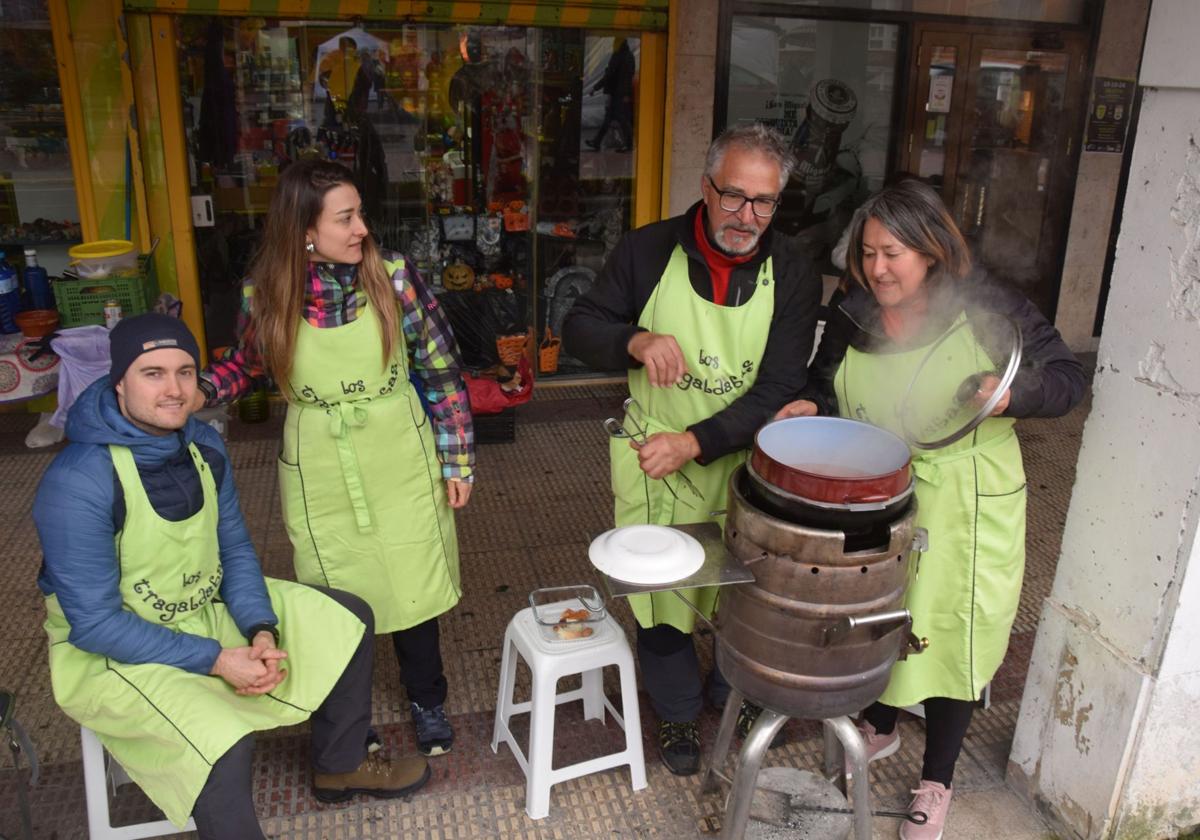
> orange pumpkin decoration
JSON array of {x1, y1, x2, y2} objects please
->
[
  {"x1": 492, "y1": 273, "x2": 514, "y2": 291},
  {"x1": 442, "y1": 261, "x2": 475, "y2": 291}
]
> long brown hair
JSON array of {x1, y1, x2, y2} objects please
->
[
  {"x1": 247, "y1": 159, "x2": 398, "y2": 386},
  {"x1": 845, "y1": 179, "x2": 971, "y2": 292}
]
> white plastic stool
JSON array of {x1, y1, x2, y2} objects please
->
[
  {"x1": 81, "y1": 726, "x2": 197, "y2": 839},
  {"x1": 491, "y1": 606, "x2": 647, "y2": 819}
]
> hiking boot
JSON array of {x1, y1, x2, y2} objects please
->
[
  {"x1": 900, "y1": 779, "x2": 952, "y2": 840},
  {"x1": 411, "y1": 702, "x2": 453, "y2": 756},
  {"x1": 312, "y1": 753, "x2": 430, "y2": 803},
  {"x1": 657, "y1": 720, "x2": 701, "y2": 776},
  {"x1": 844, "y1": 718, "x2": 901, "y2": 780},
  {"x1": 735, "y1": 701, "x2": 785, "y2": 748},
  {"x1": 365, "y1": 727, "x2": 382, "y2": 754}
]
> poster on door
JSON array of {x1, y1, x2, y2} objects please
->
[
  {"x1": 1084, "y1": 77, "x2": 1135, "y2": 153},
  {"x1": 927, "y1": 74, "x2": 952, "y2": 114}
]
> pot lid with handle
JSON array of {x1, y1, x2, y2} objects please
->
[{"x1": 898, "y1": 312, "x2": 1023, "y2": 450}]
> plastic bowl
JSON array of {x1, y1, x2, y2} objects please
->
[
  {"x1": 68, "y1": 240, "x2": 138, "y2": 279},
  {"x1": 15, "y1": 309, "x2": 59, "y2": 338}
]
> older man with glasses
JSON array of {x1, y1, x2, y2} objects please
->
[{"x1": 563, "y1": 123, "x2": 823, "y2": 776}]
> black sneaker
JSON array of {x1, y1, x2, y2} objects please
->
[
  {"x1": 410, "y1": 702, "x2": 453, "y2": 756},
  {"x1": 735, "y1": 701, "x2": 786, "y2": 749},
  {"x1": 657, "y1": 720, "x2": 701, "y2": 776}
]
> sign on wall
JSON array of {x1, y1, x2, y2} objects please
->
[{"x1": 1084, "y1": 77, "x2": 1135, "y2": 154}]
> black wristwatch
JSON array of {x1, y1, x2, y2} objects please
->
[{"x1": 246, "y1": 623, "x2": 280, "y2": 646}]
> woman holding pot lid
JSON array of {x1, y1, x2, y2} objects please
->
[
  {"x1": 197, "y1": 159, "x2": 473, "y2": 758},
  {"x1": 775, "y1": 179, "x2": 1084, "y2": 839}
]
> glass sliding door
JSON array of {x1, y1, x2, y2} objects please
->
[{"x1": 902, "y1": 27, "x2": 1087, "y2": 317}]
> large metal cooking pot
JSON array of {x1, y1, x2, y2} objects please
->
[
  {"x1": 714, "y1": 466, "x2": 924, "y2": 720},
  {"x1": 750, "y1": 417, "x2": 912, "y2": 506}
]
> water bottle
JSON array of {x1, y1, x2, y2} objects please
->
[
  {"x1": 0, "y1": 252, "x2": 20, "y2": 334},
  {"x1": 23, "y1": 248, "x2": 53, "y2": 311}
]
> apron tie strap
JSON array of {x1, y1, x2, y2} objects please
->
[
  {"x1": 329, "y1": 402, "x2": 373, "y2": 533},
  {"x1": 911, "y1": 428, "x2": 1015, "y2": 488}
]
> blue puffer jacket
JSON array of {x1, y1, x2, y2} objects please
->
[{"x1": 34, "y1": 377, "x2": 278, "y2": 674}]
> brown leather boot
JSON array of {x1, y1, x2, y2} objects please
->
[{"x1": 312, "y1": 753, "x2": 431, "y2": 803}]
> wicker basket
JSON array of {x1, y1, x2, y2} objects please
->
[
  {"x1": 496, "y1": 333, "x2": 526, "y2": 366},
  {"x1": 538, "y1": 327, "x2": 561, "y2": 374}
]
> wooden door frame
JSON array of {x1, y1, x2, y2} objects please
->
[{"x1": 901, "y1": 27, "x2": 972, "y2": 204}]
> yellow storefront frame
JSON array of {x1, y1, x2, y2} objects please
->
[
  {"x1": 150, "y1": 13, "x2": 208, "y2": 362},
  {"x1": 121, "y1": 1, "x2": 667, "y2": 31},
  {"x1": 48, "y1": 0, "x2": 100, "y2": 243}
]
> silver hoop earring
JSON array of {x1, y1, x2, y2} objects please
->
[{"x1": 305, "y1": 241, "x2": 315, "y2": 253}]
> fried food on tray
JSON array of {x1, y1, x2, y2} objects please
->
[{"x1": 553, "y1": 622, "x2": 595, "y2": 640}]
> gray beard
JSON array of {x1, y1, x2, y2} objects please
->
[{"x1": 714, "y1": 224, "x2": 761, "y2": 256}]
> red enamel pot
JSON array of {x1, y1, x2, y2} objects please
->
[{"x1": 750, "y1": 416, "x2": 912, "y2": 507}]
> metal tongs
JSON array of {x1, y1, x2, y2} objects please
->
[{"x1": 603, "y1": 397, "x2": 705, "y2": 510}]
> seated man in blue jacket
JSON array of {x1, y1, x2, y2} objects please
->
[{"x1": 33, "y1": 314, "x2": 429, "y2": 839}]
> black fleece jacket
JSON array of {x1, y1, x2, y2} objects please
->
[
  {"x1": 562, "y1": 201, "x2": 822, "y2": 462},
  {"x1": 803, "y1": 277, "x2": 1086, "y2": 420}
]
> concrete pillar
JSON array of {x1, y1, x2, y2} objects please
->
[
  {"x1": 1053, "y1": 0, "x2": 1151, "y2": 351},
  {"x1": 664, "y1": 0, "x2": 718, "y2": 217},
  {"x1": 1009, "y1": 3, "x2": 1200, "y2": 838}
]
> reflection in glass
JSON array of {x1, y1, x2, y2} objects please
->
[{"x1": 726, "y1": 16, "x2": 897, "y2": 266}]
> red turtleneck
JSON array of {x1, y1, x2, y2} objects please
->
[{"x1": 693, "y1": 210, "x2": 756, "y2": 306}]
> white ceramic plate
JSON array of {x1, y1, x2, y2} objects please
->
[{"x1": 588, "y1": 525, "x2": 706, "y2": 585}]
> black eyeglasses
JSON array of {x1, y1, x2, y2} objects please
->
[{"x1": 705, "y1": 176, "x2": 780, "y2": 218}]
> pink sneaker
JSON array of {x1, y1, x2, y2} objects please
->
[
  {"x1": 843, "y1": 718, "x2": 901, "y2": 780},
  {"x1": 900, "y1": 779, "x2": 953, "y2": 840}
]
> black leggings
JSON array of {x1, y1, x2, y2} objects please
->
[
  {"x1": 863, "y1": 697, "x2": 975, "y2": 787},
  {"x1": 391, "y1": 617, "x2": 447, "y2": 708}
]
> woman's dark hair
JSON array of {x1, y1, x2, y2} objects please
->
[{"x1": 845, "y1": 179, "x2": 971, "y2": 290}]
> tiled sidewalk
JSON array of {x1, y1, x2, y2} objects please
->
[{"x1": 0, "y1": 369, "x2": 1090, "y2": 839}]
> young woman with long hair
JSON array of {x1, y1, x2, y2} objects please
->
[{"x1": 199, "y1": 158, "x2": 473, "y2": 758}]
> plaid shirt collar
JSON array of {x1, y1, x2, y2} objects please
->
[{"x1": 308, "y1": 261, "x2": 361, "y2": 326}]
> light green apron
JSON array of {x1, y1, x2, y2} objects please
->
[
  {"x1": 44, "y1": 443, "x2": 365, "y2": 827},
  {"x1": 277, "y1": 284, "x2": 460, "y2": 633},
  {"x1": 615, "y1": 245, "x2": 774, "y2": 632},
  {"x1": 834, "y1": 314, "x2": 1026, "y2": 706}
]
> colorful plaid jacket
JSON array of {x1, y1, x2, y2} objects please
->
[{"x1": 201, "y1": 253, "x2": 474, "y2": 481}]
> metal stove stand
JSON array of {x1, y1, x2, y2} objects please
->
[{"x1": 701, "y1": 687, "x2": 873, "y2": 840}]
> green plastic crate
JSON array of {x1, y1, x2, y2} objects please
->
[{"x1": 56, "y1": 255, "x2": 158, "y2": 328}]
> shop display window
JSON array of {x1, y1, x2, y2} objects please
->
[
  {"x1": 177, "y1": 17, "x2": 638, "y2": 377},
  {"x1": 0, "y1": 0, "x2": 82, "y2": 276}
]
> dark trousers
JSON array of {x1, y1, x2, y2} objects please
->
[
  {"x1": 636, "y1": 623, "x2": 730, "y2": 722},
  {"x1": 863, "y1": 697, "x2": 976, "y2": 786},
  {"x1": 392, "y1": 616, "x2": 447, "y2": 709},
  {"x1": 192, "y1": 585, "x2": 374, "y2": 840},
  {"x1": 592, "y1": 99, "x2": 633, "y2": 149}
]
